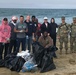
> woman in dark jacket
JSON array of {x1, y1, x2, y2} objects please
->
[
  {"x1": 50, "y1": 18, "x2": 58, "y2": 47},
  {"x1": 49, "y1": 18, "x2": 58, "y2": 58}
]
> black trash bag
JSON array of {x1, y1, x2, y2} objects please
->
[
  {"x1": 48, "y1": 46, "x2": 58, "y2": 52},
  {"x1": 32, "y1": 42, "x2": 45, "y2": 68},
  {"x1": 32, "y1": 42, "x2": 56, "y2": 72},
  {"x1": 40, "y1": 50, "x2": 56, "y2": 73},
  {"x1": 4, "y1": 53, "x2": 16, "y2": 68},
  {"x1": 0, "y1": 59, "x2": 5, "y2": 67},
  {"x1": 46, "y1": 46, "x2": 58, "y2": 58},
  {"x1": 32, "y1": 41, "x2": 44, "y2": 53},
  {"x1": 9, "y1": 56, "x2": 25, "y2": 72}
]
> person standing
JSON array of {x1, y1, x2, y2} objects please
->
[
  {"x1": 14, "y1": 15, "x2": 28, "y2": 54},
  {"x1": 49, "y1": 18, "x2": 58, "y2": 58},
  {"x1": 49, "y1": 18, "x2": 58, "y2": 47},
  {"x1": 0, "y1": 18, "x2": 11, "y2": 59},
  {"x1": 70, "y1": 17, "x2": 76, "y2": 53},
  {"x1": 57, "y1": 17, "x2": 69, "y2": 54},
  {"x1": 31, "y1": 15, "x2": 38, "y2": 38},
  {"x1": 8, "y1": 16, "x2": 18, "y2": 54},
  {"x1": 35, "y1": 18, "x2": 42, "y2": 40},
  {"x1": 41, "y1": 17, "x2": 50, "y2": 35},
  {"x1": 24, "y1": 15, "x2": 34, "y2": 52}
]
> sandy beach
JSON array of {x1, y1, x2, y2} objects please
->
[{"x1": 0, "y1": 39, "x2": 76, "y2": 75}]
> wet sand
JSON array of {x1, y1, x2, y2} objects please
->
[{"x1": 0, "y1": 39, "x2": 76, "y2": 75}]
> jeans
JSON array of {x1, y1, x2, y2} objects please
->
[
  {"x1": 16, "y1": 37, "x2": 26, "y2": 54},
  {"x1": 26, "y1": 36, "x2": 32, "y2": 52}
]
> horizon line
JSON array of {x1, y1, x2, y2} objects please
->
[{"x1": 0, "y1": 7, "x2": 76, "y2": 9}]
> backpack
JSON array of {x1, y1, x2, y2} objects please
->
[{"x1": 59, "y1": 23, "x2": 68, "y2": 30}]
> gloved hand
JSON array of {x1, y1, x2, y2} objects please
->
[
  {"x1": 20, "y1": 30, "x2": 24, "y2": 32},
  {"x1": 6, "y1": 38, "x2": 10, "y2": 43}
]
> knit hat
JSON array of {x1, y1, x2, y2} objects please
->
[{"x1": 12, "y1": 16, "x2": 18, "y2": 20}]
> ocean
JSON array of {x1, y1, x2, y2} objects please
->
[{"x1": 0, "y1": 8, "x2": 76, "y2": 24}]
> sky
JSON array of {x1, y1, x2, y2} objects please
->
[{"x1": 0, "y1": 0, "x2": 76, "y2": 9}]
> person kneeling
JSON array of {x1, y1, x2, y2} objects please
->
[{"x1": 38, "y1": 31, "x2": 57, "y2": 58}]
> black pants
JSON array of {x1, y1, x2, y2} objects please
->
[
  {"x1": 50, "y1": 34, "x2": 56, "y2": 46},
  {"x1": 50, "y1": 34, "x2": 57, "y2": 58},
  {"x1": 0, "y1": 43, "x2": 9, "y2": 59},
  {"x1": 8, "y1": 39, "x2": 17, "y2": 54}
]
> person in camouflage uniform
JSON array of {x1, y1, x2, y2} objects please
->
[
  {"x1": 70, "y1": 17, "x2": 76, "y2": 53},
  {"x1": 57, "y1": 17, "x2": 69, "y2": 54}
]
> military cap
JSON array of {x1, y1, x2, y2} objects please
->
[
  {"x1": 61, "y1": 16, "x2": 65, "y2": 20},
  {"x1": 73, "y1": 17, "x2": 76, "y2": 20}
]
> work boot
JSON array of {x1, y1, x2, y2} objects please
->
[
  {"x1": 70, "y1": 50, "x2": 73, "y2": 53},
  {"x1": 74, "y1": 50, "x2": 76, "y2": 53},
  {"x1": 60, "y1": 49, "x2": 62, "y2": 55},
  {"x1": 65, "y1": 50, "x2": 68, "y2": 54}
]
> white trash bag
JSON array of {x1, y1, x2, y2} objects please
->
[{"x1": 17, "y1": 50, "x2": 32, "y2": 61}]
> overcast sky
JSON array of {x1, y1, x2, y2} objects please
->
[{"x1": 0, "y1": 0, "x2": 76, "y2": 9}]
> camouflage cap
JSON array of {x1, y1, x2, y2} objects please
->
[
  {"x1": 73, "y1": 17, "x2": 76, "y2": 20},
  {"x1": 61, "y1": 16, "x2": 65, "y2": 20}
]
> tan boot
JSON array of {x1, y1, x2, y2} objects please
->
[
  {"x1": 60, "y1": 50, "x2": 62, "y2": 55},
  {"x1": 74, "y1": 50, "x2": 76, "y2": 53},
  {"x1": 70, "y1": 50, "x2": 73, "y2": 53},
  {"x1": 70, "y1": 48, "x2": 73, "y2": 53},
  {"x1": 65, "y1": 50, "x2": 68, "y2": 54}
]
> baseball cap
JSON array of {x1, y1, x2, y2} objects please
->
[{"x1": 44, "y1": 17, "x2": 48, "y2": 20}]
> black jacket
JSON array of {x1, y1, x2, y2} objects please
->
[
  {"x1": 49, "y1": 23, "x2": 58, "y2": 35},
  {"x1": 24, "y1": 20, "x2": 34, "y2": 36},
  {"x1": 9, "y1": 22, "x2": 16, "y2": 40},
  {"x1": 32, "y1": 21, "x2": 38, "y2": 33},
  {"x1": 41, "y1": 22, "x2": 50, "y2": 33}
]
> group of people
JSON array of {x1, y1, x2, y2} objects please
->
[
  {"x1": 0, "y1": 15, "x2": 76, "y2": 60},
  {"x1": 57, "y1": 17, "x2": 76, "y2": 54},
  {"x1": 0, "y1": 15, "x2": 58, "y2": 59}
]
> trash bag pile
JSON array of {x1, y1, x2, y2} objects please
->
[
  {"x1": 0, "y1": 42, "x2": 57, "y2": 73},
  {"x1": 32, "y1": 42, "x2": 57, "y2": 73},
  {"x1": 1, "y1": 54, "x2": 25, "y2": 72}
]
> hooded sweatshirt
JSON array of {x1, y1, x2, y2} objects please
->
[
  {"x1": 49, "y1": 22, "x2": 58, "y2": 35},
  {"x1": 9, "y1": 21, "x2": 16, "y2": 40},
  {"x1": 0, "y1": 20, "x2": 11, "y2": 43}
]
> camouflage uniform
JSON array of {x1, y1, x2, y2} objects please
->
[
  {"x1": 57, "y1": 17, "x2": 69, "y2": 54},
  {"x1": 70, "y1": 17, "x2": 76, "y2": 53}
]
